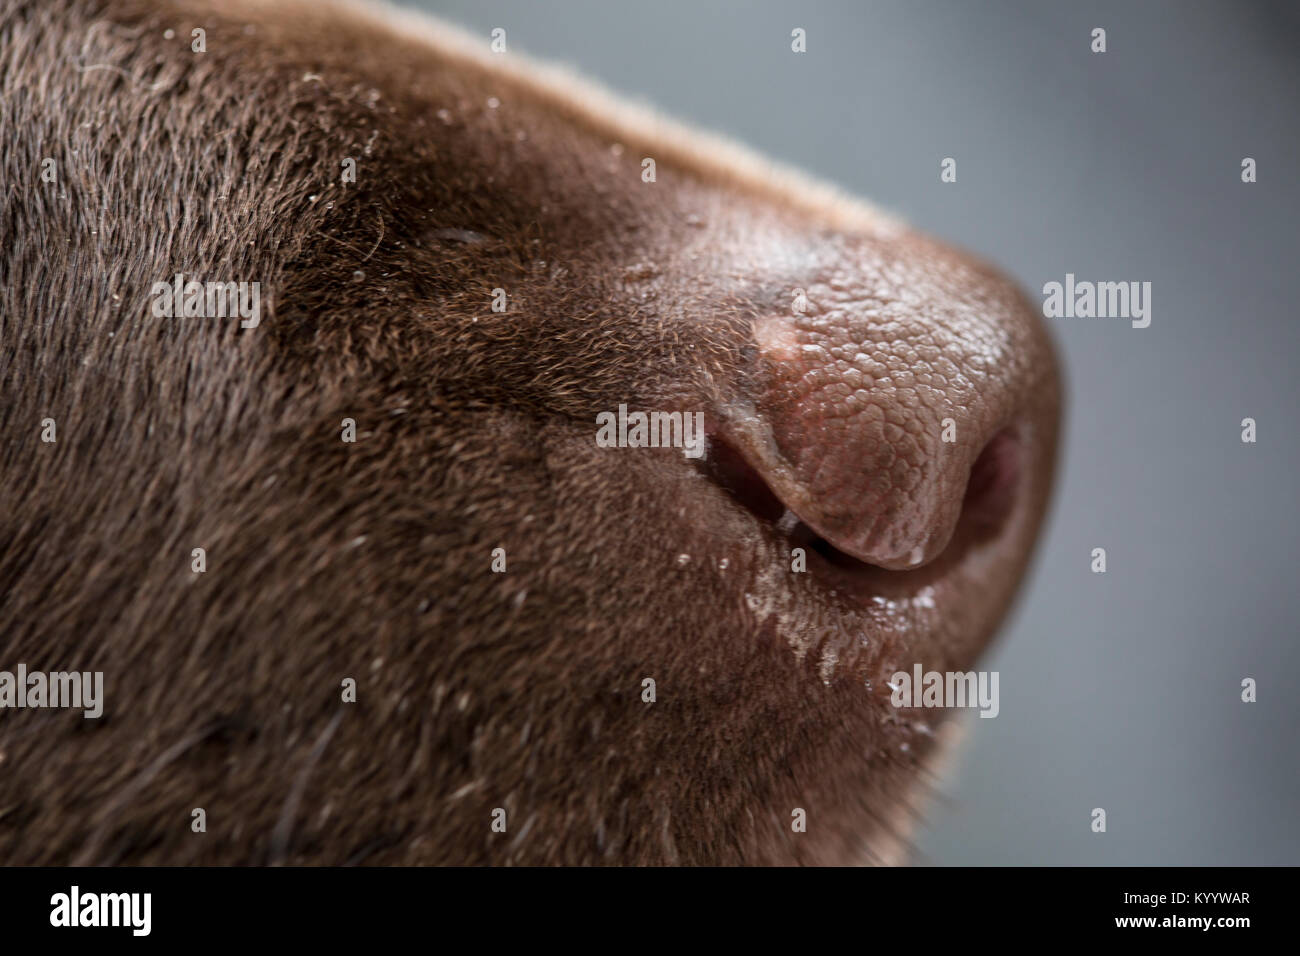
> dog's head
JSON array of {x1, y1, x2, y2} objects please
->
[{"x1": 0, "y1": 0, "x2": 1059, "y2": 864}]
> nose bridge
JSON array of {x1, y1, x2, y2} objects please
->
[{"x1": 745, "y1": 236, "x2": 1047, "y2": 569}]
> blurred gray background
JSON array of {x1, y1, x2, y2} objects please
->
[{"x1": 408, "y1": 0, "x2": 1300, "y2": 864}]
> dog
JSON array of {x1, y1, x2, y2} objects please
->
[{"x1": 0, "y1": 0, "x2": 1060, "y2": 864}]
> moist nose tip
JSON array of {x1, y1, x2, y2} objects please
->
[
  {"x1": 712, "y1": 344, "x2": 1046, "y2": 573},
  {"x1": 739, "y1": 244, "x2": 1060, "y2": 573},
  {"x1": 796, "y1": 418, "x2": 1027, "y2": 573},
  {"x1": 748, "y1": 341, "x2": 1044, "y2": 574}
]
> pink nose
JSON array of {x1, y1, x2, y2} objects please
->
[{"x1": 735, "y1": 234, "x2": 1058, "y2": 571}]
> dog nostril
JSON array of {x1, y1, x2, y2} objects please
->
[
  {"x1": 699, "y1": 435, "x2": 787, "y2": 524},
  {"x1": 701, "y1": 424, "x2": 1027, "y2": 572},
  {"x1": 959, "y1": 427, "x2": 1022, "y2": 539}
]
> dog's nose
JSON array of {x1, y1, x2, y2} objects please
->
[{"x1": 737, "y1": 233, "x2": 1060, "y2": 571}]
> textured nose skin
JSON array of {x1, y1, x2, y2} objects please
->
[{"x1": 743, "y1": 234, "x2": 1056, "y2": 570}]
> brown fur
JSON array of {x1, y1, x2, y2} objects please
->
[{"x1": 0, "y1": 0, "x2": 1059, "y2": 864}]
